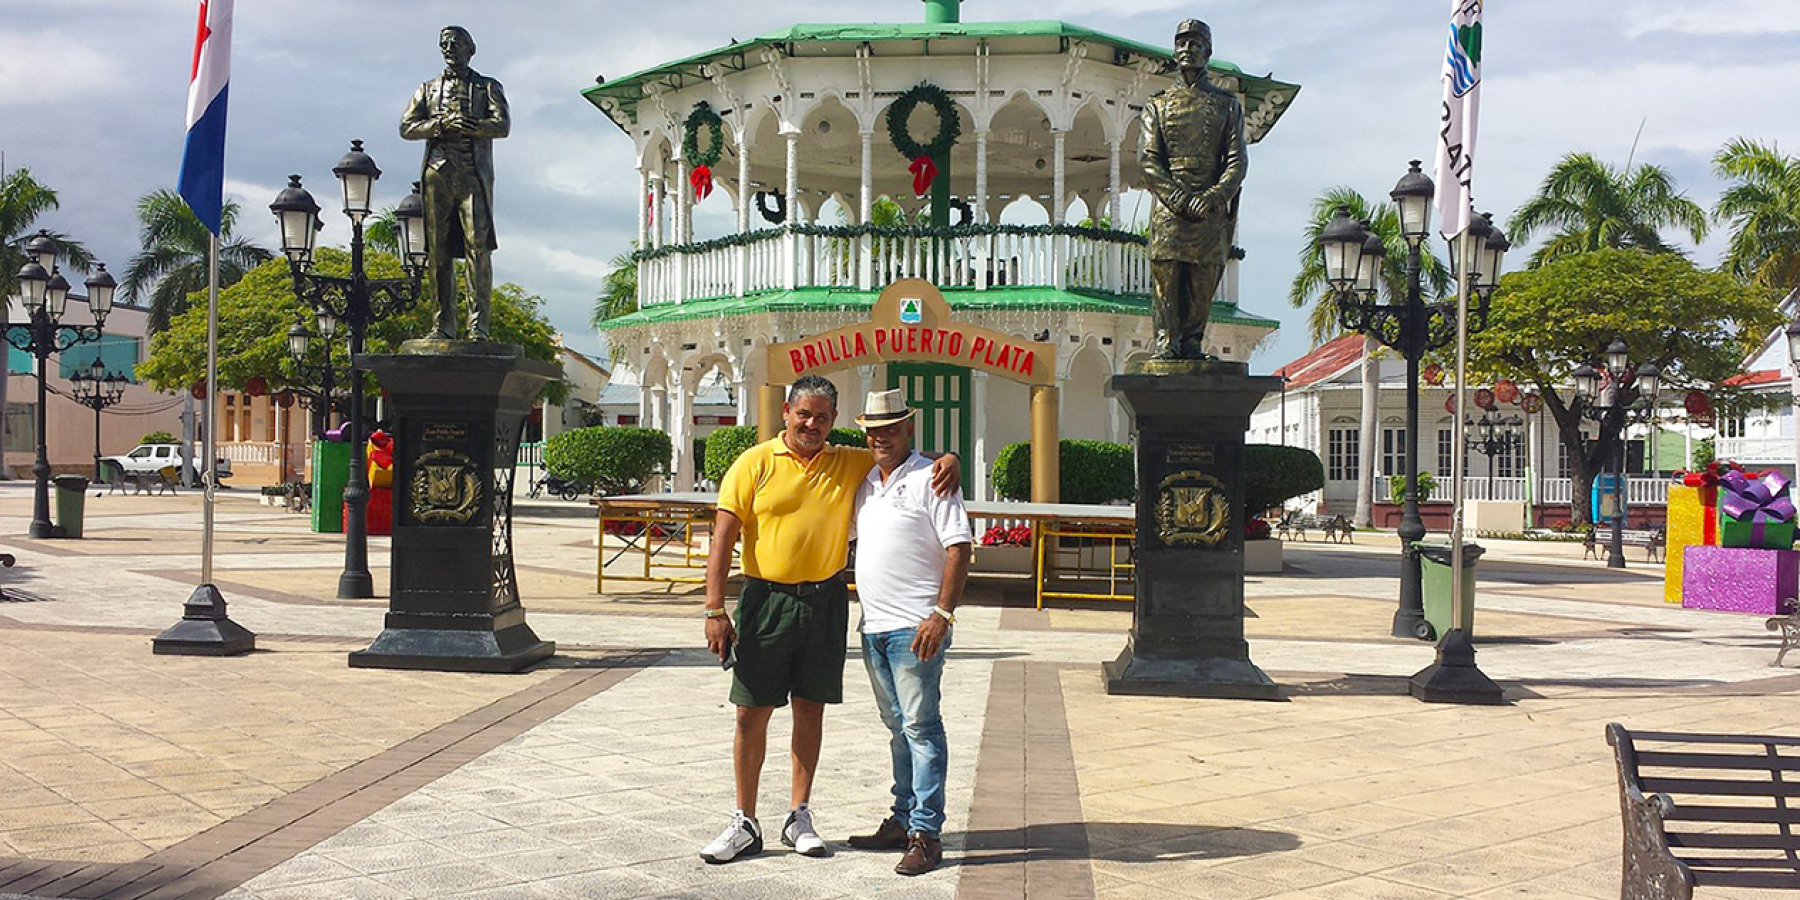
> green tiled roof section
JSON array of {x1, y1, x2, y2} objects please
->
[
  {"x1": 596, "y1": 286, "x2": 1280, "y2": 330},
  {"x1": 582, "y1": 20, "x2": 1300, "y2": 133}
]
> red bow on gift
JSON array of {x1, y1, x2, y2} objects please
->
[
  {"x1": 690, "y1": 165, "x2": 714, "y2": 201},
  {"x1": 368, "y1": 430, "x2": 394, "y2": 471},
  {"x1": 909, "y1": 156, "x2": 937, "y2": 196}
]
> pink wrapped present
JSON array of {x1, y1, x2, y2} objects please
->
[{"x1": 1681, "y1": 545, "x2": 1800, "y2": 615}]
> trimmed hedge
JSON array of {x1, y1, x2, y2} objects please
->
[
  {"x1": 544, "y1": 426, "x2": 671, "y2": 496},
  {"x1": 989, "y1": 440, "x2": 1135, "y2": 505},
  {"x1": 702, "y1": 424, "x2": 867, "y2": 483},
  {"x1": 1243, "y1": 444, "x2": 1325, "y2": 514}
]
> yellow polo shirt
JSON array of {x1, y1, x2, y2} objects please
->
[{"x1": 717, "y1": 435, "x2": 876, "y2": 584}]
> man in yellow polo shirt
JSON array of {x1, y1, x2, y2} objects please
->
[{"x1": 699, "y1": 375, "x2": 959, "y2": 864}]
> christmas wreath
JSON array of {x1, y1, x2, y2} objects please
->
[
  {"x1": 683, "y1": 101, "x2": 724, "y2": 201},
  {"x1": 755, "y1": 190, "x2": 787, "y2": 224},
  {"x1": 886, "y1": 83, "x2": 960, "y2": 195}
]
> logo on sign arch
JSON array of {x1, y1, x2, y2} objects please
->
[{"x1": 900, "y1": 298, "x2": 923, "y2": 324}]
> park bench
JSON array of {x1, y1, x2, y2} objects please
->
[
  {"x1": 1607, "y1": 722, "x2": 1800, "y2": 899},
  {"x1": 1769, "y1": 611, "x2": 1800, "y2": 668},
  {"x1": 1584, "y1": 526, "x2": 1664, "y2": 563},
  {"x1": 1275, "y1": 512, "x2": 1353, "y2": 543}
]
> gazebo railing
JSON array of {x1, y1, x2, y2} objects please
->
[{"x1": 636, "y1": 224, "x2": 1151, "y2": 306}]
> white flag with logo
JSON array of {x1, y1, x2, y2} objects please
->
[{"x1": 1434, "y1": 0, "x2": 1482, "y2": 238}]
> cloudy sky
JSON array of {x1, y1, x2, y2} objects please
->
[{"x1": 4, "y1": 0, "x2": 1799, "y2": 368}]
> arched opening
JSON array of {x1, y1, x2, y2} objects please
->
[{"x1": 1062, "y1": 345, "x2": 1112, "y2": 441}]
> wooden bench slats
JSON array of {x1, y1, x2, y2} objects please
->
[
  {"x1": 1683, "y1": 857, "x2": 1800, "y2": 871},
  {"x1": 1668, "y1": 832, "x2": 1800, "y2": 850},
  {"x1": 1668, "y1": 804, "x2": 1800, "y2": 824},
  {"x1": 1638, "y1": 750, "x2": 1800, "y2": 771},
  {"x1": 1634, "y1": 731, "x2": 1800, "y2": 747},
  {"x1": 1641, "y1": 776, "x2": 1800, "y2": 797},
  {"x1": 1693, "y1": 870, "x2": 1800, "y2": 889}
]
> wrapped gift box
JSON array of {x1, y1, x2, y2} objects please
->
[
  {"x1": 1718, "y1": 469, "x2": 1797, "y2": 551},
  {"x1": 1681, "y1": 545, "x2": 1800, "y2": 615},
  {"x1": 1665, "y1": 483, "x2": 1719, "y2": 604}
]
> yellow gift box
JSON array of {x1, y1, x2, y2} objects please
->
[{"x1": 1664, "y1": 482, "x2": 1719, "y2": 603}]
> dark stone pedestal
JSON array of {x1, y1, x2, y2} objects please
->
[
  {"x1": 153, "y1": 584, "x2": 256, "y2": 656},
  {"x1": 1104, "y1": 364, "x2": 1283, "y2": 700},
  {"x1": 349, "y1": 346, "x2": 557, "y2": 673},
  {"x1": 1408, "y1": 629, "x2": 1507, "y2": 704}
]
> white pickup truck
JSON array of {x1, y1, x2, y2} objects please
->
[{"x1": 100, "y1": 443, "x2": 232, "y2": 483}]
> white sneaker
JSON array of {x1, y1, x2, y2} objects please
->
[
  {"x1": 700, "y1": 811, "x2": 762, "y2": 864},
  {"x1": 781, "y1": 804, "x2": 828, "y2": 857}
]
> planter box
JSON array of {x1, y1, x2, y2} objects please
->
[
  {"x1": 973, "y1": 544, "x2": 1034, "y2": 574},
  {"x1": 1244, "y1": 538, "x2": 1283, "y2": 575}
]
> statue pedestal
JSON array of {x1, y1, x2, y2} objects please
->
[
  {"x1": 1104, "y1": 365, "x2": 1283, "y2": 700},
  {"x1": 349, "y1": 346, "x2": 557, "y2": 673}
]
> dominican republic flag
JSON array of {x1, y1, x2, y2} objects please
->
[
  {"x1": 1433, "y1": 0, "x2": 1482, "y2": 238},
  {"x1": 178, "y1": 0, "x2": 232, "y2": 236}
]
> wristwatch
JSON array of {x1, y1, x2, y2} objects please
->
[
  {"x1": 932, "y1": 607, "x2": 956, "y2": 624},
  {"x1": 703, "y1": 607, "x2": 729, "y2": 619}
]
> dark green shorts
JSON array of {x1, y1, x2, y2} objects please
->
[{"x1": 729, "y1": 577, "x2": 848, "y2": 708}]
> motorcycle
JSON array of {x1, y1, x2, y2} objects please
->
[{"x1": 529, "y1": 473, "x2": 591, "y2": 501}]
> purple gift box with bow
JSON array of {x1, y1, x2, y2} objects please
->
[
  {"x1": 1681, "y1": 545, "x2": 1800, "y2": 615},
  {"x1": 1719, "y1": 469, "x2": 1797, "y2": 550}
]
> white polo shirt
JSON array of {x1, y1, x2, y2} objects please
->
[{"x1": 853, "y1": 451, "x2": 973, "y2": 634}]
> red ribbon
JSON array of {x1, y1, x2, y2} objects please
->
[
  {"x1": 909, "y1": 156, "x2": 937, "y2": 196},
  {"x1": 690, "y1": 165, "x2": 714, "y2": 201}
]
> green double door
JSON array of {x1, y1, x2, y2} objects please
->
[{"x1": 887, "y1": 363, "x2": 972, "y2": 477}]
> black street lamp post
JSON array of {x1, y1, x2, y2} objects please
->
[
  {"x1": 1571, "y1": 341, "x2": 1661, "y2": 569},
  {"x1": 285, "y1": 319, "x2": 346, "y2": 439},
  {"x1": 6, "y1": 232, "x2": 115, "y2": 537},
  {"x1": 1463, "y1": 406, "x2": 1523, "y2": 494},
  {"x1": 1317, "y1": 162, "x2": 1510, "y2": 640},
  {"x1": 270, "y1": 142, "x2": 427, "y2": 599},
  {"x1": 68, "y1": 356, "x2": 128, "y2": 481}
]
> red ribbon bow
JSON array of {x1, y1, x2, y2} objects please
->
[
  {"x1": 909, "y1": 156, "x2": 938, "y2": 196},
  {"x1": 690, "y1": 165, "x2": 714, "y2": 202}
]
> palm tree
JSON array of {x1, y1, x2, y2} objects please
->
[
  {"x1": 362, "y1": 206, "x2": 400, "y2": 257},
  {"x1": 1508, "y1": 153, "x2": 1709, "y2": 268},
  {"x1": 119, "y1": 189, "x2": 273, "y2": 333},
  {"x1": 1, "y1": 166, "x2": 93, "y2": 475},
  {"x1": 1712, "y1": 138, "x2": 1800, "y2": 294},
  {"x1": 1290, "y1": 187, "x2": 1452, "y2": 527}
]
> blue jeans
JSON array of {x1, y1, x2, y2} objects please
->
[{"x1": 862, "y1": 626, "x2": 949, "y2": 835}]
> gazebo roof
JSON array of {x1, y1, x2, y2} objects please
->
[{"x1": 582, "y1": 20, "x2": 1301, "y2": 141}]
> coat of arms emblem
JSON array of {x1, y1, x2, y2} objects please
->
[
  {"x1": 411, "y1": 449, "x2": 483, "y2": 525},
  {"x1": 1155, "y1": 470, "x2": 1230, "y2": 547}
]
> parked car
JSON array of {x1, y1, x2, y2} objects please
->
[{"x1": 99, "y1": 443, "x2": 232, "y2": 483}]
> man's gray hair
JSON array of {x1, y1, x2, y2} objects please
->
[{"x1": 788, "y1": 375, "x2": 838, "y2": 409}]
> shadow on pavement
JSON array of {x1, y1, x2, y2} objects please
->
[{"x1": 954, "y1": 821, "x2": 1300, "y2": 866}]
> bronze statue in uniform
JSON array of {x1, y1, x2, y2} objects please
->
[
  {"x1": 1140, "y1": 19, "x2": 1247, "y2": 361},
  {"x1": 400, "y1": 26, "x2": 511, "y2": 341}
]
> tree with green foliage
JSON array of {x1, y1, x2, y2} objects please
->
[
  {"x1": 1712, "y1": 138, "x2": 1800, "y2": 295},
  {"x1": 1508, "y1": 153, "x2": 1709, "y2": 269},
  {"x1": 591, "y1": 246, "x2": 638, "y2": 329},
  {"x1": 119, "y1": 189, "x2": 273, "y2": 333},
  {"x1": 1289, "y1": 187, "x2": 1452, "y2": 528},
  {"x1": 1455, "y1": 249, "x2": 1779, "y2": 524},
  {"x1": 138, "y1": 250, "x2": 566, "y2": 404},
  {"x1": 1, "y1": 166, "x2": 94, "y2": 466}
]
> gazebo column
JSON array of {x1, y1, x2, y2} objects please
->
[
  {"x1": 783, "y1": 127, "x2": 801, "y2": 290},
  {"x1": 974, "y1": 130, "x2": 990, "y2": 291},
  {"x1": 670, "y1": 383, "x2": 694, "y2": 490},
  {"x1": 636, "y1": 164, "x2": 650, "y2": 251},
  {"x1": 858, "y1": 130, "x2": 874, "y2": 291},
  {"x1": 651, "y1": 171, "x2": 666, "y2": 249},
  {"x1": 674, "y1": 156, "x2": 690, "y2": 302},
  {"x1": 1107, "y1": 137, "x2": 1123, "y2": 294},
  {"x1": 649, "y1": 384, "x2": 667, "y2": 432},
  {"x1": 1052, "y1": 129, "x2": 1068, "y2": 289},
  {"x1": 736, "y1": 133, "x2": 753, "y2": 297}
]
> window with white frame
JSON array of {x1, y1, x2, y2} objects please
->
[
  {"x1": 1722, "y1": 415, "x2": 1747, "y2": 439},
  {"x1": 1381, "y1": 423, "x2": 1407, "y2": 478},
  {"x1": 1327, "y1": 424, "x2": 1360, "y2": 482},
  {"x1": 1496, "y1": 430, "x2": 1526, "y2": 478},
  {"x1": 1437, "y1": 422, "x2": 1454, "y2": 476}
]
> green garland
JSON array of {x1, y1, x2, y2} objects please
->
[
  {"x1": 682, "y1": 102, "x2": 724, "y2": 169},
  {"x1": 886, "y1": 83, "x2": 960, "y2": 160},
  {"x1": 631, "y1": 222, "x2": 1145, "y2": 262}
]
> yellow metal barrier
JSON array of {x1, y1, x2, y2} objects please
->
[
  {"x1": 1033, "y1": 519, "x2": 1135, "y2": 608},
  {"x1": 595, "y1": 498, "x2": 725, "y2": 593}
]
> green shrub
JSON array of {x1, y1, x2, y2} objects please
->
[
  {"x1": 1388, "y1": 471, "x2": 1438, "y2": 504},
  {"x1": 140, "y1": 431, "x2": 178, "y2": 445},
  {"x1": 990, "y1": 440, "x2": 1135, "y2": 504},
  {"x1": 1243, "y1": 444, "x2": 1325, "y2": 514},
  {"x1": 544, "y1": 426, "x2": 672, "y2": 495},
  {"x1": 702, "y1": 425, "x2": 868, "y2": 484}
]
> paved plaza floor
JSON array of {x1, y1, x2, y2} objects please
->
[{"x1": 0, "y1": 483, "x2": 1793, "y2": 898}]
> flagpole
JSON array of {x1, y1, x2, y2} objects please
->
[
  {"x1": 1450, "y1": 233, "x2": 1470, "y2": 628},
  {"x1": 202, "y1": 233, "x2": 218, "y2": 585}
]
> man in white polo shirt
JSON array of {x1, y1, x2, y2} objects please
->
[{"x1": 845, "y1": 389, "x2": 972, "y2": 877}]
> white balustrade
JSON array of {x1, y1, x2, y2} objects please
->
[{"x1": 219, "y1": 441, "x2": 282, "y2": 465}]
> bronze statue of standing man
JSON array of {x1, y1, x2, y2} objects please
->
[
  {"x1": 400, "y1": 26, "x2": 511, "y2": 341},
  {"x1": 1141, "y1": 19, "x2": 1247, "y2": 361}
]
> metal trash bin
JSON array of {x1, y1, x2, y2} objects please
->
[
  {"x1": 1413, "y1": 541, "x2": 1483, "y2": 642},
  {"x1": 53, "y1": 475, "x2": 90, "y2": 538}
]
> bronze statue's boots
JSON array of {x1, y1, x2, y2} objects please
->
[
  {"x1": 848, "y1": 816, "x2": 909, "y2": 851},
  {"x1": 895, "y1": 831, "x2": 943, "y2": 876}
]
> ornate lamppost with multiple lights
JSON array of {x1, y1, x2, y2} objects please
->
[
  {"x1": 269, "y1": 141, "x2": 427, "y2": 598},
  {"x1": 1317, "y1": 162, "x2": 1511, "y2": 640},
  {"x1": 67, "y1": 356, "x2": 129, "y2": 481},
  {"x1": 1463, "y1": 397, "x2": 1524, "y2": 495},
  {"x1": 6, "y1": 232, "x2": 115, "y2": 537},
  {"x1": 285, "y1": 318, "x2": 347, "y2": 439},
  {"x1": 1570, "y1": 340, "x2": 1661, "y2": 569}
]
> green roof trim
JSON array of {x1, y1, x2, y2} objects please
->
[
  {"x1": 582, "y1": 20, "x2": 1299, "y2": 139},
  {"x1": 596, "y1": 286, "x2": 1281, "y2": 331}
]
